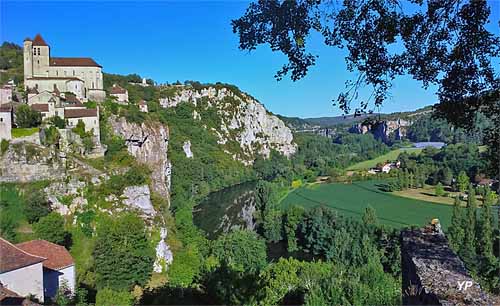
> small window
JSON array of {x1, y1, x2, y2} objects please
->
[
  {"x1": 0, "y1": 118, "x2": 3, "y2": 122},
  {"x1": 56, "y1": 71, "x2": 58, "y2": 76},
  {"x1": 73, "y1": 70, "x2": 75, "y2": 76},
  {"x1": 64, "y1": 71, "x2": 67, "y2": 76}
]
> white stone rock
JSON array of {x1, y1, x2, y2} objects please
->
[
  {"x1": 153, "y1": 227, "x2": 173, "y2": 273},
  {"x1": 183, "y1": 140, "x2": 193, "y2": 158},
  {"x1": 122, "y1": 185, "x2": 156, "y2": 217}
]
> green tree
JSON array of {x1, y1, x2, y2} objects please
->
[
  {"x1": 284, "y1": 205, "x2": 305, "y2": 252},
  {"x1": 33, "y1": 212, "x2": 67, "y2": 245},
  {"x1": 457, "y1": 171, "x2": 469, "y2": 193},
  {"x1": 24, "y1": 189, "x2": 50, "y2": 223},
  {"x1": 463, "y1": 185, "x2": 477, "y2": 259},
  {"x1": 477, "y1": 189, "x2": 494, "y2": 259},
  {"x1": 167, "y1": 246, "x2": 202, "y2": 288},
  {"x1": 15, "y1": 104, "x2": 42, "y2": 128},
  {"x1": 49, "y1": 116, "x2": 66, "y2": 129},
  {"x1": 259, "y1": 257, "x2": 303, "y2": 305},
  {"x1": 263, "y1": 206, "x2": 283, "y2": 243},
  {"x1": 212, "y1": 229, "x2": 267, "y2": 274},
  {"x1": 95, "y1": 288, "x2": 133, "y2": 306},
  {"x1": 233, "y1": 0, "x2": 500, "y2": 171},
  {"x1": 435, "y1": 183, "x2": 445, "y2": 197},
  {"x1": 448, "y1": 196, "x2": 465, "y2": 251},
  {"x1": 362, "y1": 205, "x2": 378, "y2": 226},
  {"x1": 94, "y1": 213, "x2": 155, "y2": 290}
]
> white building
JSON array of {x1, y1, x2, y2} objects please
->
[
  {"x1": 0, "y1": 238, "x2": 46, "y2": 302},
  {"x1": 109, "y1": 84, "x2": 128, "y2": 104},
  {"x1": 0, "y1": 85, "x2": 13, "y2": 104},
  {"x1": 0, "y1": 106, "x2": 12, "y2": 141},
  {"x1": 24, "y1": 34, "x2": 105, "y2": 102},
  {"x1": 138, "y1": 99, "x2": 148, "y2": 112},
  {"x1": 15, "y1": 240, "x2": 76, "y2": 300}
]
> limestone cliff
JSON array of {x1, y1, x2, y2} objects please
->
[
  {"x1": 160, "y1": 85, "x2": 296, "y2": 164},
  {"x1": 108, "y1": 116, "x2": 171, "y2": 199},
  {"x1": 350, "y1": 118, "x2": 410, "y2": 143}
]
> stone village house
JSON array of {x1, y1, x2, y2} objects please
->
[
  {"x1": 0, "y1": 238, "x2": 75, "y2": 303},
  {"x1": 109, "y1": 84, "x2": 128, "y2": 104}
]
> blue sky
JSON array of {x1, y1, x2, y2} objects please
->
[{"x1": 1, "y1": 1, "x2": 498, "y2": 118}]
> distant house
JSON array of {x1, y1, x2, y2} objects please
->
[
  {"x1": 138, "y1": 99, "x2": 148, "y2": 112},
  {"x1": 0, "y1": 238, "x2": 45, "y2": 302},
  {"x1": 0, "y1": 85, "x2": 13, "y2": 104},
  {"x1": 477, "y1": 178, "x2": 496, "y2": 187},
  {"x1": 379, "y1": 163, "x2": 392, "y2": 174},
  {"x1": 0, "y1": 105, "x2": 12, "y2": 141},
  {"x1": 64, "y1": 108, "x2": 100, "y2": 138},
  {"x1": 109, "y1": 84, "x2": 128, "y2": 104},
  {"x1": 0, "y1": 238, "x2": 76, "y2": 303},
  {"x1": 16, "y1": 240, "x2": 75, "y2": 299}
]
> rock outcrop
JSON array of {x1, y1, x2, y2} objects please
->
[
  {"x1": 0, "y1": 142, "x2": 65, "y2": 182},
  {"x1": 350, "y1": 118, "x2": 410, "y2": 143},
  {"x1": 401, "y1": 223, "x2": 498, "y2": 305},
  {"x1": 122, "y1": 185, "x2": 156, "y2": 218},
  {"x1": 109, "y1": 116, "x2": 171, "y2": 201},
  {"x1": 153, "y1": 227, "x2": 173, "y2": 273},
  {"x1": 160, "y1": 86, "x2": 296, "y2": 163}
]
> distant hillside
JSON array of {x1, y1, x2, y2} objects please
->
[{"x1": 280, "y1": 106, "x2": 435, "y2": 130}]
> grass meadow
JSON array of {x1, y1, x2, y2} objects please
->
[{"x1": 281, "y1": 180, "x2": 454, "y2": 229}]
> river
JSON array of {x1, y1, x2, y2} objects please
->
[{"x1": 193, "y1": 181, "x2": 258, "y2": 239}]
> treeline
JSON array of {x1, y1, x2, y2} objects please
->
[
  {"x1": 396, "y1": 144, "x2": 490, "y2": 187},
  {"x1": 407, "y1": 113, "x2": 490, "y2": 144},
  {"x1": 448, "y1": 187, "x2": 500, "y2": 293}
]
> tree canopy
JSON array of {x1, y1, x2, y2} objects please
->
[{"x1": 233, "y1": 0, "x2": 500, "y2": 174}]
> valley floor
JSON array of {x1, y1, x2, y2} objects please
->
[{"x1": 281, "y1": 180, "x2": 453, "y2": 229}]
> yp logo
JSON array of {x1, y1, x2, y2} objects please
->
[{"x1": 457, "y1": 281, "x2": 473, "y2": 291}]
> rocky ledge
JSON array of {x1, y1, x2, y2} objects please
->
[{"x1": 401, "y1": 224, "x2": 498, "y2": 305}]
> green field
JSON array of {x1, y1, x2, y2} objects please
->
[
  {"x1": 281, "y1": 180, "x2": 453, "y2": 229},
  {"x1": 11, "y1": 128, "x2": 39, "y2": 138},
  {"x1": 347, "y1": 148, "x2": 423, "y2": 171}
]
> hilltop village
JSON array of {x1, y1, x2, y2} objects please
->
[{"x1": 0, "y1": 33, "x2": 498, "y2": 306}]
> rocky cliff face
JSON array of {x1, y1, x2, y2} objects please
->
[
  {"x1": 350, "y1": 118, "x2": 410, "y2": 143},
  {"x1": 160, "y1": 86, "x2": 296, "y2": 164},
  {"x1": 109, "y1": 116, "x2": 171, "y2": 200}
]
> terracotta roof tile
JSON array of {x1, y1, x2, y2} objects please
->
[
  {"x1": 110, "y1": 85, "x2": 127, "y2": 94},
  {"x1": 32, "y1": 34, "x2": 48, "y2": 46},
  {"x1": 50, "y1": 57, "x2": 102, "y2": 68},
  {"x1": 16, "y1": 240, "x2": 74, "y2": 271},
  {"x1": 0, "y1": 238, "x2": 45, "y2": 273},
  {"x1": 31, "y1": 104, "x2": 49, "y2": 112},
  {"x1": 64, "y1": 108, "x2": 97, "y2": 118}
]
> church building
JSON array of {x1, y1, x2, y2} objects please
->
[{"x1": 23, "y1": 34, "x2": 105, "y2": 102}]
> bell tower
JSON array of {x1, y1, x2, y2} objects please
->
[
  {"x1": 23, "y1": 38, "x2": 33, "y2": 84},
  {"x1": 31, "y1": 34, "x2": 50, "y2": 77}
]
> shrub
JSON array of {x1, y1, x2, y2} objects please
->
[
  {"x1": 1, "y1": 139, "x2": 9, "y2": 155},
  {"x1": 33, "y1": 212, "x2": 67, "y2": 245},
  {"x1": 49, "y1": 116, "x2": 66, "y2": 129},
  {"x1": 15, "y1": 104, "x2": 41, "y2": 128},
  {"x1": 95, "y1": 288, "x2": 133, "y2": 306},
  {"x1": 24, "y1": 189, "x2": 50, "y2": 223}
]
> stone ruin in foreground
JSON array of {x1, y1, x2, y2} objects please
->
[{"x1": 401, "y1": 222, "x2": 499, "y2": 305}]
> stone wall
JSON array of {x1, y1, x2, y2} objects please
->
[
  {"x1": 0, "y1": 142, "x2": 65, "y2": 183},
  {"x1": 401, "y1": 225, "x2": 497, "y2": 305}
]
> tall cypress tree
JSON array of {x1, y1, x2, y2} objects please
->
[
  {"x1": 477, "y1": 189, "x2": 494, "y2": 259},
  {"x1": 463, "y1": 185, "x2": 477, "y2": 259},
  {"x1": 448, "y1": 196, "x2": 465, "y2": 251}
]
